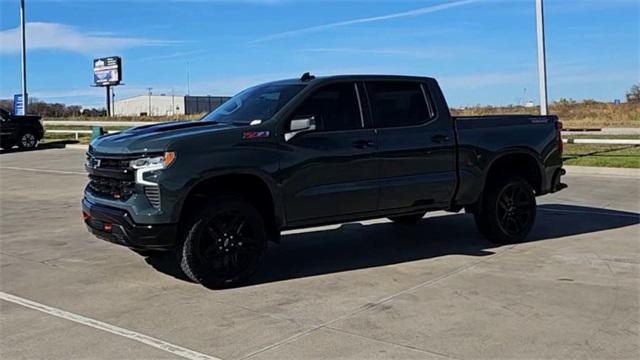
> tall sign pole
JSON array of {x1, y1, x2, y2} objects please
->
[
  {"x1": 106, "y1": 85, "x2": 111, "y2": 117},
  {"x1": 19, "y1": 0, "x2": 28, "y2": 114},
  {"x1": 535, "y1": 0, "x2": 549, "y2": 115}
]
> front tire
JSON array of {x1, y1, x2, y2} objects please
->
[
  {"x1": 178, "y1": 196, "x2": 267, "y2": 288},
  {"x1": 474, "y1": 177, "x2": 536, "y2": 244},
  {"x1": 18, "y1": 131, "x2": 38, "y2": 150}
]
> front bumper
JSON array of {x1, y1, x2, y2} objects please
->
[{"x1": 82, "y1": 198, "x2": 177, "y2": 251}]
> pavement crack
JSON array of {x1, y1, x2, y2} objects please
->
[{"x1": 322, "y1": 326, "x2": 462, "y2": 359}]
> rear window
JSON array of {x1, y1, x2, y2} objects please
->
[{"x1": 367, "y1": 81, "x2": 433, "y2": 128}]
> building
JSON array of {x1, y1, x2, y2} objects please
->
[{"x1": 114, "y1": 95, "x2": 229, "y2": 117}]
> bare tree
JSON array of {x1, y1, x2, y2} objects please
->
[{"x1": 627, "y1": 84, "x2": 640, "y2": 103}]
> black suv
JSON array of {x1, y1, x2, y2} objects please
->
[
  {"x1": 83, "y1": 74, "x2": 565, "y2": 288},
  {"x1": 0, "y1": 108, "x2": 44, "y2": 150}
]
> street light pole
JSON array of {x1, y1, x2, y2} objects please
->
[
  {"x1": 147, "y1": 87, "x2": 153, "y2": 116},
  {"x1": 535, "y1": 0, "x2": 549, "y2": 115},
  {"x1": 19, "y1": 0, "x2": 28, "y2": 114}
]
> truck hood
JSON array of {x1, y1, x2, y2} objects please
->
[{"x1": 90, "y1": 121, "x2": 237, "y2": 154}]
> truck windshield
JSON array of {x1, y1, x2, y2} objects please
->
[{"x1": 201, "y1": 84, "x2": 304, "y2": 124}]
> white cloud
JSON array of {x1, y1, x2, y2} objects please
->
[
  {"x1": 299, "y1": 47, "x2": 455, "y2": 59},
  {"x1": 253, "y1": 0, "x2": 482, "y2": 42},
  {"x1": 0, "y1": 22, "x2": 175, "y2": 55}
]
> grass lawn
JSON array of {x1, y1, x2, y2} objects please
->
[
  {"x1": 563, "y1": 134, "x2": 640, "y2": 140},
  {"x1": 563, "y1": 144, "x2": 640, "y2": 168}
]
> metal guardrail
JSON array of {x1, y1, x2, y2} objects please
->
[
  {"x1": 562, "y1": 138, "x2": 640, "y2": 145},
  {"x1": 46, "y1": 129, "x2": 120, "y2": 140},
  {"x1": 43, "y1": 120, "x2": 159, "y2": 127}
]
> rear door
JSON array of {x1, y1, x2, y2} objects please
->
[
  {"x1": 280, "y1": 81, "x2": 379, "y2": 223},
  {"x1": 366, "y1": 80, "x2": 456, "y2": 210}
]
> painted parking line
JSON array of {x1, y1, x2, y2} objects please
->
[
  {"x1": 0, "y1": 291, "x2": 221, "y2": 360},
  {"x1": 0, "y1": 167, "x2": 85, "y2": 175},
  {"x1": 539, "y1": 207, "x2": 640, "y2": 218}
]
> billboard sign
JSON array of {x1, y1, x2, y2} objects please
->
[
  {"x1": 13, "y1": 94, "x2": 26, "y2": 115},
  {"x1": 93, "y1": 56, "x2": 122, "y2": 86}
]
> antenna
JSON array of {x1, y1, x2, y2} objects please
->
[{"x1": 300, "y1": 72, "x2": 315, "y2": 82}]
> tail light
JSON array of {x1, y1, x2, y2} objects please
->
[{"x1": 556, "y1": 120, "x2": 563, "y2": 155}]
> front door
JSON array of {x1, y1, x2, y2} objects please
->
[{"x1": 280, "y1": 82, "x2": 379, "y2": 224}]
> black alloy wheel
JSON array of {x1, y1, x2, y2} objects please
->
[
  {"x1": 496, "y1": 182, "x2": 535, "y2": 236},
  {"x1": 178, "y1": 197, "x2": 267, "y2": 288},
  {"x1": 474, "y1": 177, "x2": 537, "y2": 244}
]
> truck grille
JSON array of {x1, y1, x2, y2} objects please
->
[
  {"x1": 88, "y1": 174, "x2": 135, "y2": 200},
  {"x1": 86, "y1": 153, "x2": 136, "y2": 201}
]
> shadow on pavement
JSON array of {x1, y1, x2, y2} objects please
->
[
  {"x1": 145, "y1": 204, "x2": 639, "y2": 286},
  {"x1": 0, "y1": 140, "x2": 80, "y2": 154}
]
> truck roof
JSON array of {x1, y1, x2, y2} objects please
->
[{"x1": 267, "y1": 74, "x2": 436, "y2": 86}]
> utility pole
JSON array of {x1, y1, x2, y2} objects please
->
[
  {"x1": 535, "y1": 0, "x2": 549, "y2": 115},
  {"x1": 147, "y1": 87, "x2": 153, "y2": 116},
  {"x1": 19, "y1": 0, "x2": 28, "y2": 114},
  {"x1": 186, "y1": 62, "x2": 191, "y2": 96}
]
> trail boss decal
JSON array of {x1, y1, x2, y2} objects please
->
[{"x1": 243, "y1": 131, "x2": 270, "y2": 139}]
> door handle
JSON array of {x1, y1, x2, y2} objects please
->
[
  {"x1": 352, "y1": 140, "x2": 374, "y2": 149},
  {"x1": 431, "y1": 134, "x2": 450, "y2": 143}
]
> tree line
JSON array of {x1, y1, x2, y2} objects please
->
[
  {"x1": 1, "y1": 84, "x2": 637, "y2": 118},
  {"x1": 0, "y1": 98, "x2": 107, "y2": 117}
]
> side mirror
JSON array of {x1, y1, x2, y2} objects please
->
[{"x1": 285, "y1": 116, "x2": 316, "y2": 141}]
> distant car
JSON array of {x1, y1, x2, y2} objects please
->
[{"x1": 0, "y1": 108, "x2": 44, "y2": 150}]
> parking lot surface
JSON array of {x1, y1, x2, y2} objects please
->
[{"x1": 1, "y1": 147, "x2": 639, "y2": 360}]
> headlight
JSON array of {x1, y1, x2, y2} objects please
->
[
  {"x1": 130, "y1": 152, "x2": 176, "y2": 185},
  {"x1": 130, "y1": 152, "x2": 176, "y2": 170}
]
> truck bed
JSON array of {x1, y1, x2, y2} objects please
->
[{"x1": 452, "y1": 114, "x2": 562, "y2": 206}]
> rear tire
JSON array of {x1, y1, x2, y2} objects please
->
[
  {"x1": 388, "y1": 212, "x2": 426, "y2": 225},
  {"x1": 18, "y1": 131, "x2": 38, "y2": 150},
  {"x1": 177, "y1": 196, "x2": 267, "y2": 288},
  {"x1": 474, "y1": 177, "x2": 536, "y2": 244}
]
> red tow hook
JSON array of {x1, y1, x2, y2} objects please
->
[{"x1": 82, "y1": 212, "x2": 91, "y2": 221}]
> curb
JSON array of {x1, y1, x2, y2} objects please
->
[
  {"x1": 64, "y1": 144, "x2": 89, "y2": 150},
  {"x1": 564, "y1": 165, "x2": 640, "y2": 177}
]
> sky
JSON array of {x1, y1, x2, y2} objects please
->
[{"x1": 0, "y1": 0, "x2": 638, "y2": 108}]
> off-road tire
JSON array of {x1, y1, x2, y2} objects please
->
[
  {"x1": 474, "y1": 177, "x2": 536, "y2": 244},
  {"x1": 178, "y1": 196, "x2": 267, "y2": 288}
]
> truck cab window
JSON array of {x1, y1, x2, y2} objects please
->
[
  {"x1": 367, "y1": 81, "x2": 431, "y2": 128},
  {"x1": 292, "y1": 83, "x2": 362, "y2": 132}
]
